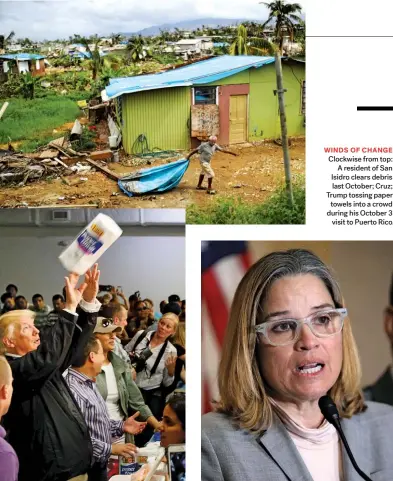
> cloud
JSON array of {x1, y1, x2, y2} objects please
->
[{"x1": 0, "y1": 0, "x2": 304, "y2": 40}]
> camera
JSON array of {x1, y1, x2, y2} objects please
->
[
  {"x1": 99, "y1": 285, "x2": 114, "y2": 292},
  {"x1": 131, "y1": 347, "x2": 153, "y2": 373}
]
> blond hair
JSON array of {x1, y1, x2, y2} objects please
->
[
  {"x1": 0, "y1": 355, "x2": 11, "y2": 385},
  {"x1": 217, "y1": 249, "x2": 365, "y2": 433},
  {"x1": 161, "y1": 312, "x2": 180, "y2": 330},
  {"x1": 173, "y1": 322, "x2": 185, "y2": 348},
  {"x1": 0, "y1": 310, "x2": 35, "y2": 354}
]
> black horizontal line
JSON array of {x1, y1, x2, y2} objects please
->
[
  {"x1": 306, "y1": 35, "x2": 393, "y2": 38},
  {"x1": 357, "y1": 106, "x2": 393, "y2": 111}
]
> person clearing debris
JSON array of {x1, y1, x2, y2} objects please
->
[{"x1": 186, "y1": 136, "x2": 237, "y2": 195}]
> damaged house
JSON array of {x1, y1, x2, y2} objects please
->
[
  {"x1": 103, "y1": 55, "x2": 305, "y2": 153},
  {"x1": 0, "y1": 53, "x2": 46, "y2": 82}
]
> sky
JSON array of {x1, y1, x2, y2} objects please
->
[{"x1": 0, "y1": 0, "x2": 304, "y2": 41}]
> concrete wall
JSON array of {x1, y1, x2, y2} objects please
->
[{"x1": 249, "y1": 241, "x2": 393, "y2": 387}]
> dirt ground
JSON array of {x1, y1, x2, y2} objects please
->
[{"x1": 0, "y1": 139, "x2": 305, "y2": 209}]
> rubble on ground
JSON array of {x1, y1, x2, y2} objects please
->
[
  {"x1": 0, "y1": 136, "x2": 114, "y2": 186},
  {"x1": 0, "y1": 150, "x2": 73, "y2": 185}
]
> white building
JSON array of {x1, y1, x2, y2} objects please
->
[{"x1": 174, "y1": 37, "x2": 213, "y2": 54}]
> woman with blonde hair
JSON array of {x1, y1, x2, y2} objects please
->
[
  {"x1": 164, "y1": 322, "x2": 186, "y2": 398},
  {"x1": 125, "y1": 312, "x2": 178, "y2": 444},
  {"x1": 202, "y1": 249, "x2": 393, "y2": 481}
]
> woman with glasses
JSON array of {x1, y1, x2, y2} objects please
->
[
  {"x1": 202, "y1": 249, "x2": 393, "y2": 481},
  {"x1": 126, "y1": 300, "x2": 152, "y2": 339}
]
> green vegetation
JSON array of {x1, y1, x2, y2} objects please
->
[
  {"x1": 229, "y1": 25, "x2": 276, "y2": 56},
  {"x1": 0, "y1": 95, "x2": 82, "y2": 151},
  {"x1": 187, "y1": 179, "x2": 305, "y2": 224},
  {"x1": 126, "y1": 35, "x2": 153, "y2": 61},
  {"x1": 71, "y1": 35, "x2": 103, "y2": 80},
  {"x1": 262, "y1": 0, "x2": 303, "y2": 54}
]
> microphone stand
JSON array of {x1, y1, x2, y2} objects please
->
[
  {"x1": 318, "y1": 396, "x2": 372, "y2": 481},
  {"x1": 332, "y1": 418, "x2": 372, "y2": 481}
]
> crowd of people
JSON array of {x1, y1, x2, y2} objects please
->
[{"x1": 0, "y1": 266, "x2": 186, "y2": 481}]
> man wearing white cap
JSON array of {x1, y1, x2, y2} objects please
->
[{"x1": 186, "y1": 135, "x2": 237, "y2": 194}]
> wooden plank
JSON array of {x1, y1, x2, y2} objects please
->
[
  {"x1": 191, "y1": 104, "x2": 219, "y2": 138},
  {"x1": 48, "y1": 143, "x2": 71, "y2": 158},
  {"x1": 50, "y1": 136, "x2": 65, "y2": 147},
  {"x1": 67, "y1": 147, "x2": 86, "y2": 157},
  {"x1": 39, "y1": 149, "x2": 58, "y2": 159},
  {"x1": 52, "y1": 157, "x2": 72, "y2": 169},
  {"x1": 85, "y1": 157, "x2": 121, "y2": 181}
]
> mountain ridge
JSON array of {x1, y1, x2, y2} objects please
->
[{"x1": 121, "y1": 17, "x2": 264, "y2": 37}]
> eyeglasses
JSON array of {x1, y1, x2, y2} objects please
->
[
  {"x1": 101, "y1": 318, "x2": 113, "y2": 328},
  {"x1": 136, "y1": 307, "x2": 148, "y2": 311},
  {"x1": 255, "y1": 308, "x2": 347, "y2": 346}
]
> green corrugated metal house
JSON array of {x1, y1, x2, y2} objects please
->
[{"x1": 104, "y1": 55, "x2": 305, "y2": 153}]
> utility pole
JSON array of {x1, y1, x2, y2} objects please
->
[{"x1": 274, "y1": 51, "x2": 293, "y2": 206}]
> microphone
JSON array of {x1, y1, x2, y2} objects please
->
[{"x1": 318, "y1": 396, "x2": 372, "y2": 481}]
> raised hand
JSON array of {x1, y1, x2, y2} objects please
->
[
  {"x1": 64, "y1": 273, "x2": 87, "y2": 312},
  {"x1": 123, "y1": 411, "x2": 147, "y2": 435},
  {"x1": 82, "y1": 264, "x2": 100, "y2": 303},
  {"x1": 165, "y1": 355, "x2": 177, "y2": 377}
]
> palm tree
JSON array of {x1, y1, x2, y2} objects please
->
[
  {"x1": 0, "y1": 31, "x2": 15, "y2": 51},
  {"x1": 73, "y1": 34, "x2": 103, "y2": 80},
  {"x1": 110, "y1": 33, "x2": 124, "y2": 46},
  {"x1": 102, "y1": 54, "x2": 126, "y2": 71},
  {"x1": 230, "y1": 25, "x2": 276, "y2": 56},
  {"x1": 21, "y1": 38, "x2": 33, "y2": 48},
  {"x1": 293, "y1": 19, "x2": 305, "y2": 56},
  {"x1": 261, "y1": 0, "x2": 303, "y2": 54},
  {"x1": 158, "y1": 29, "x2": 171, "y2": 43},
  {"x1": 173, "y1": 28, "x2": 182, "y2": 41},
  {"x1": 126, "y1": 35, "x2": 153, "y2": 62},
  {"x1": 19, "y1": 72, "x2": 40, "y2": 99}
]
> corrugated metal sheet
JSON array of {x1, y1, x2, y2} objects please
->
[
  {"x1": 123, "y1": 87, "x2": 191, "y2": 153},
  {"x1": 105, "y1": 55, "x2": 276, "y2": 99},
  {"x1": 0, "y1": 53, "x2": 45, "y2": 60}
]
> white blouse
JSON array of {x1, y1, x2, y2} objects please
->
[
  {"x1": 125, "y1": 330, "x2": 177, "y2": 390},
  {"x1": 270, "y1": 398, "x2": 343, "y2": 481},
  {"x1": 101, "y1": 362, "x2": 125, "y2": 444}
]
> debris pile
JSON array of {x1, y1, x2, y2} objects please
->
[
  {"x1": 0, "y1": 133, "x2": 114, "y2": 186},
  {"x1": 0, "y1": 151, "x2": 73, "y2": 185}
]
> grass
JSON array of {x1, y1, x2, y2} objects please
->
[
  {"x1": 0, "y1": 94, "x2": 84, "y2": 151},
  {"x1": 186, "y1": 181, "x2": 306, "y2": 225}
]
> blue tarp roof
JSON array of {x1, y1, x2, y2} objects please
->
[
  {"x1": 70, "y1": 51, "x2": 91, "y2": 59},
  {"x1": 0, "y1": 53, "x2": 45, "y2": 61},
  {"x1": 105, "y1": 55, "x2": 276, "y2": 100},
  {"x1": 213, "y1": 42, "x2": 230, "y2": 47}
]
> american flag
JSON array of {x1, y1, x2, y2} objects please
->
[{"x1": 201, "y1": 241, "x2": 251, "y2": 414}]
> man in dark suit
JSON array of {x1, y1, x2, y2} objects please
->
[
  {"x1": 363, "y1": 274, "x2": 393, "y2": 404},
  {"x1": 0, "y1": 265, "x2": 101, "y2": 481}
]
